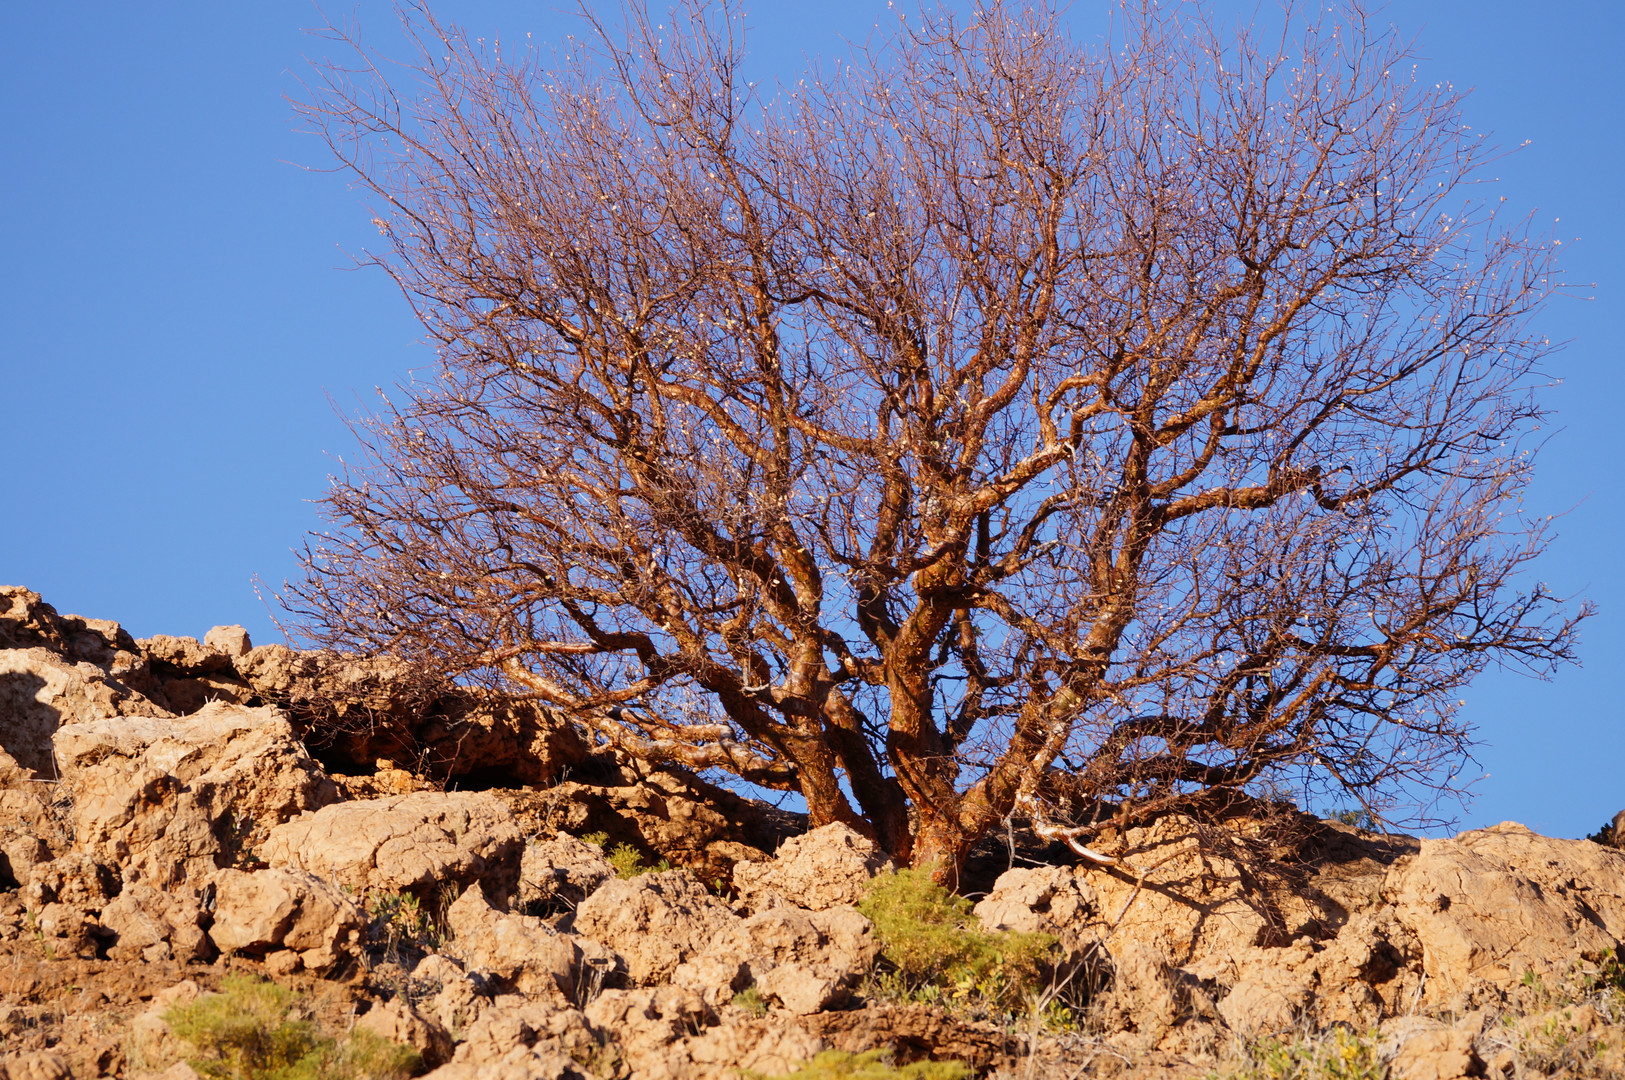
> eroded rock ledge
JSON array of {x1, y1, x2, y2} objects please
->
[{"x1": 2, "y1": 585, "x2": 1623, "y2": 1080}]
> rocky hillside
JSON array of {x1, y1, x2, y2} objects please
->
[{"x1": 1, "y1": 586, "x2": 1623, "y2": 1080}]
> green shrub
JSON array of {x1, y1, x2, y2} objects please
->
[
  {"x1": 748, "y1": 1049, "x2": 970, "y2": 1080},
  {"x1": 1209, "y1": 1028, "x2": 1385, "y2": 1080},
  {"x1": 1587, "y1": 948, "x2": 1625, "y2": 997},
  {"x1": 606, "y1": 842, "x2": 672, "y2": 879},
  {"x1": 732, "y1": 984, "x2": 769, "y2": 1018},
  {"x1": 163, "y1": 974, "x2": 420, "y2": 1080},
  {"x1": 1324, "y1": 808, "x2": 1376, "y2": 831},
  {"x1": 365, "y1": 889, "x2": 437, "y2": 954},
  {"x1": 576, "y1": 831, "x2": 672, "y2": 878},
  {"x1": 855, "y1": 867, "x2": 1056, "y2": 1013}
]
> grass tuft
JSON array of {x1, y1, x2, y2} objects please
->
[
  {"x1": 733, "y1": 984, "x2": 769, "y2": 1018},
  {"x1": 855, "y1": 867, "x2": 1056, "y2": 1014},
  {"x1": 606, "y1": 842, "x2": 672, "y2": 879},
  {"x1": 1208, "y1": 1027, "x2": 1385, "y2": 1080},
  {"x1": 747, "y1": 1049, "x2": 970, "y2": 1080},
  {"x1": 163, "y1": 974, "x2": 419, "y2": 1080}
]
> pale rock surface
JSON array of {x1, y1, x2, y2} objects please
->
[
  {"x1": 444, "y1": 884, "x2": 582, "y2": 1002},
  {"x1": 519, "y1": 832, "x2": 615, "y2": 911},
  {"x1": 572, "y1": 869, "x2": 739, "y2": 984},
  {"x1": 53, "y1": 703, "x2": 339, "y2": 887},
  {"x1": 355, "y1": 999, "x2": 454, "y2": 1068},
  {"x1": 100, "y1": 882, "x2": 213, "y2": 963},
  {"x1": 262, "y1": 791, "x2": 524, "y2": 904},
  {"x1": 1442, "y1": 822, "x2": 1625, "y2": 936},
  {"x1": 733, "y1": 822, "x2": 892, "y2": 911},
  {"x1": 202, "y1": 625, "x2": 252, "y2": 658},
  {"x1": 23, "y1": 852, "x2": 118, "y2": 911},
  {"x1": 207, "y1": 867, "x2": 363, "y2": 973},
  {"x1": 0, "y1": 647, "x2": 170, "y2": 778},
  {"x1": 430, "y1": 1002, "x2": 595, "y2": 1080},
  {"x1": 124, "y1": 980, "x2": 202, "y2": 1074},
  {"x1": 973, "y1": 865, "x2": 1100, "y2": 956},
  {"x1": 755, "y1": 964, "x2": 844, "y2": 1015},
  {"x1": 584, "y1": 987, "x2": 712, "y2": 1078},
  {"x1": 1386, "y1": 823, "x2": 1625, "y2": 1007},
  {"x1": 0, "y1": 1051, "x2": 71, "y2": 1080},
  {"x1": 681, "y1": 1018, "x2": 825, "y2": 1080}
]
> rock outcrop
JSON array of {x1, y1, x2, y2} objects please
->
[
  {"x1": 2, "y1": 585, "x2": 1623, "y2": 1080},
  {"x1": 208, "y1": 867, "x2": 363, "y2": 974},
  {"x1": 53, "y1": 702, "x2": 339, "y2": 888},
  {"x1": 260, "y1": 790, "x2": 524, "y2": 905},
  {"x1": 733, "y1": 822, "x2": 894, "y2": 911}
]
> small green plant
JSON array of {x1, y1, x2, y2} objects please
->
[
  {"x1": 1585, "y1": 820, "x2": 1621, "y2": 848},
  {"x1": 1586, "y1": 948, "x2": 1625, "y2": 997},
  {"x1": 1035, "y1": 996, "x2": 1077, "y2": 1034},
  {"x1": 223, "y1": 813, "x2": 261, "y2": 867},
  {"x1": 747, "y1": 1049, "x2": 970, "y2": 1080},
  {"x1": 162, "y1": 974, "x2": 420, "y2": 1080},
  {"x1": 606, "y1": 842, "x2": 672, "y2": 879},
  {"x1": 856, "y1": 867, "x2": 1056, "y2": 1014},
  {"x1": 733, "y1": 984, "x2": 769, "y2": 1018},
  {"x1": 1208, "y1": 1027, "x2": 1386, "y2": 1080},
  {"x1": 365, "y1": 889, "x2": 436, "y2": 955},
  {"x1": 580, "y1": 831, "x2": 610, "y2": 849},
  {"x1": 1324, "y1": 808, "x2": 1376, "y2": 831}
]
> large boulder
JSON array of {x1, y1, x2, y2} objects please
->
[
  {"x1": 0, "y1": 648, "x2": 171, "y2": 779},
  {"x1": 1386, "y1": 823, "x2": 1625, "y2": 1008},
  {"x1": 208, "y1": 867, "x2": 364, "y2": 974},
  {"x1": 0, "y1": 587, "x2": 178, "y2": 778},
  {"x1": 519, "y1": 832, "x2": 615, "y2": 913},
  {"x1": 444, "y1": 884, "x2": 584, "y2": 1003},
  {"x1": 733, "y1": 823, "x2": 894, "y2": 911},
  {"x1": 973, "y1": 865, "x2": 1100, "y2": 957},
  {"x1": 99, "y1": 881, "x2": 214, "y2": 963},
  {"x1": 52, "y1": 703, "x2": 339, "y2": 887},
  {"x1": 261, "y1": 791, "x2": 524, "y2": 905},
  {"x1": 572, "y1": 870, "x2": 739, "y2": 985}
]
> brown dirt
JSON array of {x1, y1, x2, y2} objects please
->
[{"x1": 0, "y1": 928, "x2": 370, "y2": 1079}]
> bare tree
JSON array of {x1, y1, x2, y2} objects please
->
[{"x1": 291, "y1": 0, "x2": 1587, "y2": 875}]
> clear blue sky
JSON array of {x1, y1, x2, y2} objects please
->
[{"x1": 2, "y1": 2, "x2": 1618, "y2": 839}]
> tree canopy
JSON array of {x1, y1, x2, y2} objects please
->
[{"x1": 292, "y1": 1, "x2": 1586, "y2": 873}]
